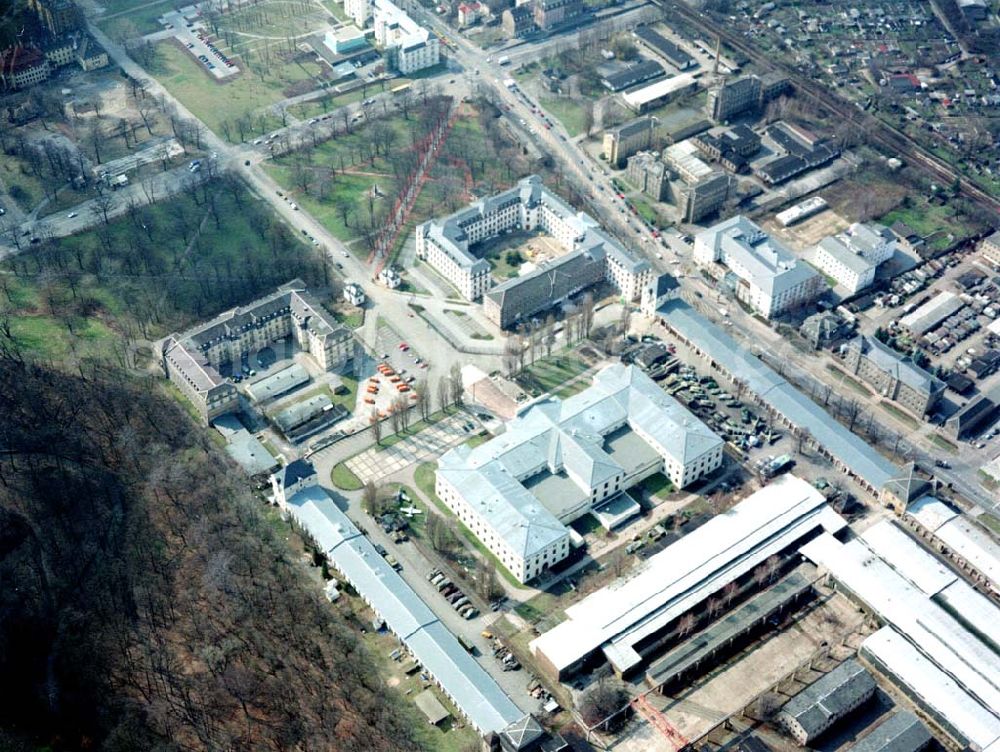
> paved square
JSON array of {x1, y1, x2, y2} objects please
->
[{"x1": 346, "y1": 414, "x2": 471, "y2": 484}]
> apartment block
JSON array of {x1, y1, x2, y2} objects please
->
[
  {"x1": 626, "y1": 151, "x2": 672, "y2": 201},
  {"x1": 373, "y1": 0, "x2": 439, "y2": 74},
  {"x1": 603, "y1": 116, "x2": 665, "y2": 167},
  {"x1": 419, "y1": 176, "x2": 651, "y2": 327}
]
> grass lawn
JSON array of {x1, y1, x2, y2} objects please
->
[
  {"x1": 631, "y1": 195, "x2": 668, "y2": 229},
  {"x1": 882, "y1": 200, "x2": 984, "y2": 251},
  {"x1": 824, "y1": 364, "x2": 873, "y2": 397},
  {"x1": 6, "y1": 311, "x2": 117, "y2": 362},
  {"x1": 465, "y1": 431, "x2": 490, "y2": 449},
  {"x1": 513, "y1": 587, "x2": 568, "y2": 626},
  {"x1": 333, "y1": 308, "x2": 365, "y2": 329},
  {"x1": 414, "y1": 461, "x2": 522, "y2": 588},
  {"x1": 98, "y1": 0, "x2": 175, "y2": 38},
  {"x1": 331, "y1": 461, "x2": 363, "y2": 490},
  {"x1": 148, "y1": 40, "x2": 315, "y2": 138},
  {"x1": 977, "y1": 508, "x2": 1000, "y2": 535},
  {"x1": 879, "y1": 400, "x2": 920, "y2": 430},
  {"x1": 638, "y1": 472, "x2": 674, "y2": 499},
  {"x1": 0, "y1": 153, "x2": 48, "y2": 212},
  {"x1": 539, "y1": 96, "x2": 588, "y2": 137},
  {"x1": 570, "y1": 513, "x2": 601, "y2": 537},
  {"x1": 319, "y1": 0, "x2": 350, "y2": 22},
  {"x1": 517, "y1": 353, "x2": 591, "y2": 396},
  {"x1": 930, "y1": 434, "x2": 958, "y2": 454}
]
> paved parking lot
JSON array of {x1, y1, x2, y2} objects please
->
[
  {"x1": 374, "y1": 321, "x2": 431, "y2": 376},
  {"x1": 345, "y1": 413, "x2": 472, "y2": 484},
  {"x1": 161, "y1": 10, "x2": 239, "y2": 79}
]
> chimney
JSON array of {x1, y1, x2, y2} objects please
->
[{"x1": 713, "y1": 35, "x2": 721, "y2": 77}]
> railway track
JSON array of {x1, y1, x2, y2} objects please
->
[{"x1": 657, "y1": 0, "x2": 1000, "y2": 218}]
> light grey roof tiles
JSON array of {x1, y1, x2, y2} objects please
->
[
  {"x1": 697, "y1": 215, "x2": 819, "y2": 297},
  {"x1": 438, "y1": 364, "x2": 721, "y2": 559},
  {"x1": 658, "y1": 300, "x2": 899, "y2": 489},
  {"x1": 845, "y1": 335, "x2": 944, "y2": 396},
  {"x1": 286, "y1": 487, "x2": 525, "y2": 734}
]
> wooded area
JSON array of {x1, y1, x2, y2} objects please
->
[{"x1": 0, "y1": 357, "x2": 425, "y2": 751}]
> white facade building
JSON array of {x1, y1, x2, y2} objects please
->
[
  {"x1": 814, "y1": 222, "x2": 896, "y2": 295},
  {"x1": 694, "y1": 215, "x2": 823, "y2": 319},
  {"x1": 416, "y1": 175, "x2": 651, "y2": 305},
  {"x1": 373, "y1": 0, "x2": 439, "y2": 74},
  {"x1": 436, "y1": 364, "x2": 722, "y2": 582},
  {"x1": 343, "y1": 282, "x2": 366, "y2": 306},
  {"x1": 344, "y1": 0, "x2": 373, "y2": 27}
]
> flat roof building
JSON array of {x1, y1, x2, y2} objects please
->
[
  {"x1": 436, "y1": 364, "x2": 723, "y2": 583},
  {"x1": 861, "y1": 628, "x2": 1000, "y2": 752},
  {"x1": 373, "y1": 0, "x2": 439, "y2": 74},
  {"x1": 622, "y1": 73, "x2": 699, "y2": 112},
  {"x1": 905, "y1": 496, "x2": 1000, "y2": 595},
  {"x1": 899, "y1": 291, "x2": 965, "y2": 336},
  {"x1": 530, "y1": 474, "x2": 845, "y2": 679},
  {"x1": 694, "y1": 216, "x2": 823, "y2": 319},
  {"x1": 801, "y1": 528, "x2": 1000, "y2": 725},
  {"x1": 815, "y1": 223, "x2": 896, "y2": 295}
]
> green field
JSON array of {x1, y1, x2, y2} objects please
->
[
  {"x1": 149, "y1": 39, "x2": 321, "y2": 138},
  {"x1": 879, "y1": 400, "x2": 920, "y2": 430},
  {"x1": 882, "y1": 199, "x2": 985, "y2": 251},
  {"x1": 517, "y1": 353, "x2": 591, "y2": 396},
  {"x1": 97, "y1": 0, "x2": 176, "y2": 39},
  {"x1": 331, "y1": 461, "x2": 363, "y2": 490},
  {"x1": 539, "y1": 96, "x2": 589, "y2": 137},
  {"x1": 0, "y1": 153, "x2": 46, "y2": 211},
  {"x1": 1, "y1": 179, "x2": 324, "y2": 363},
  {"x1": 638, "y1": 472, "x2": 674, "y2": 499}
]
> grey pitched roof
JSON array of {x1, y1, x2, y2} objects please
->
[
  {"x1": 697, "y1": 215, "x2": 819, "y2": 298},
  {"x1": 277, "y1": 458, "x2": 317, "y2": 487},
  {"x1": 438, "y1": 364, "x2": 721, "y2": 559},
  {"x1": 286, "y1": 487, "x2": 525, "y2": 734},
  {"x1": 658, "y1": 300, "x2": 900, "y2": 490},
  {"x1": 847, "y1": 712, "x2": 931, "y2": 752},
  {"x1": 502, "y1": 714, "x2": 545, "y2": 750},
  {"x1": 846, "y1": 335, "x2": 944, "y2": 396},
  {"x1": 781, "y1": 659, "x2": 875, "y2": 738}
]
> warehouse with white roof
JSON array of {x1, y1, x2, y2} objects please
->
[
  {"x1": 436, "y1": 364, "x2": 723, "y2": 583},
  {"x1": 529, "y1": 474, "x2": 845, "y2": 679},
  {"x1": 801, "y1": 522, "x2": 1000, "y2": 750},
  {"x1": 904, "y1": 495, "x2": 1000, "y2": 594}
]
